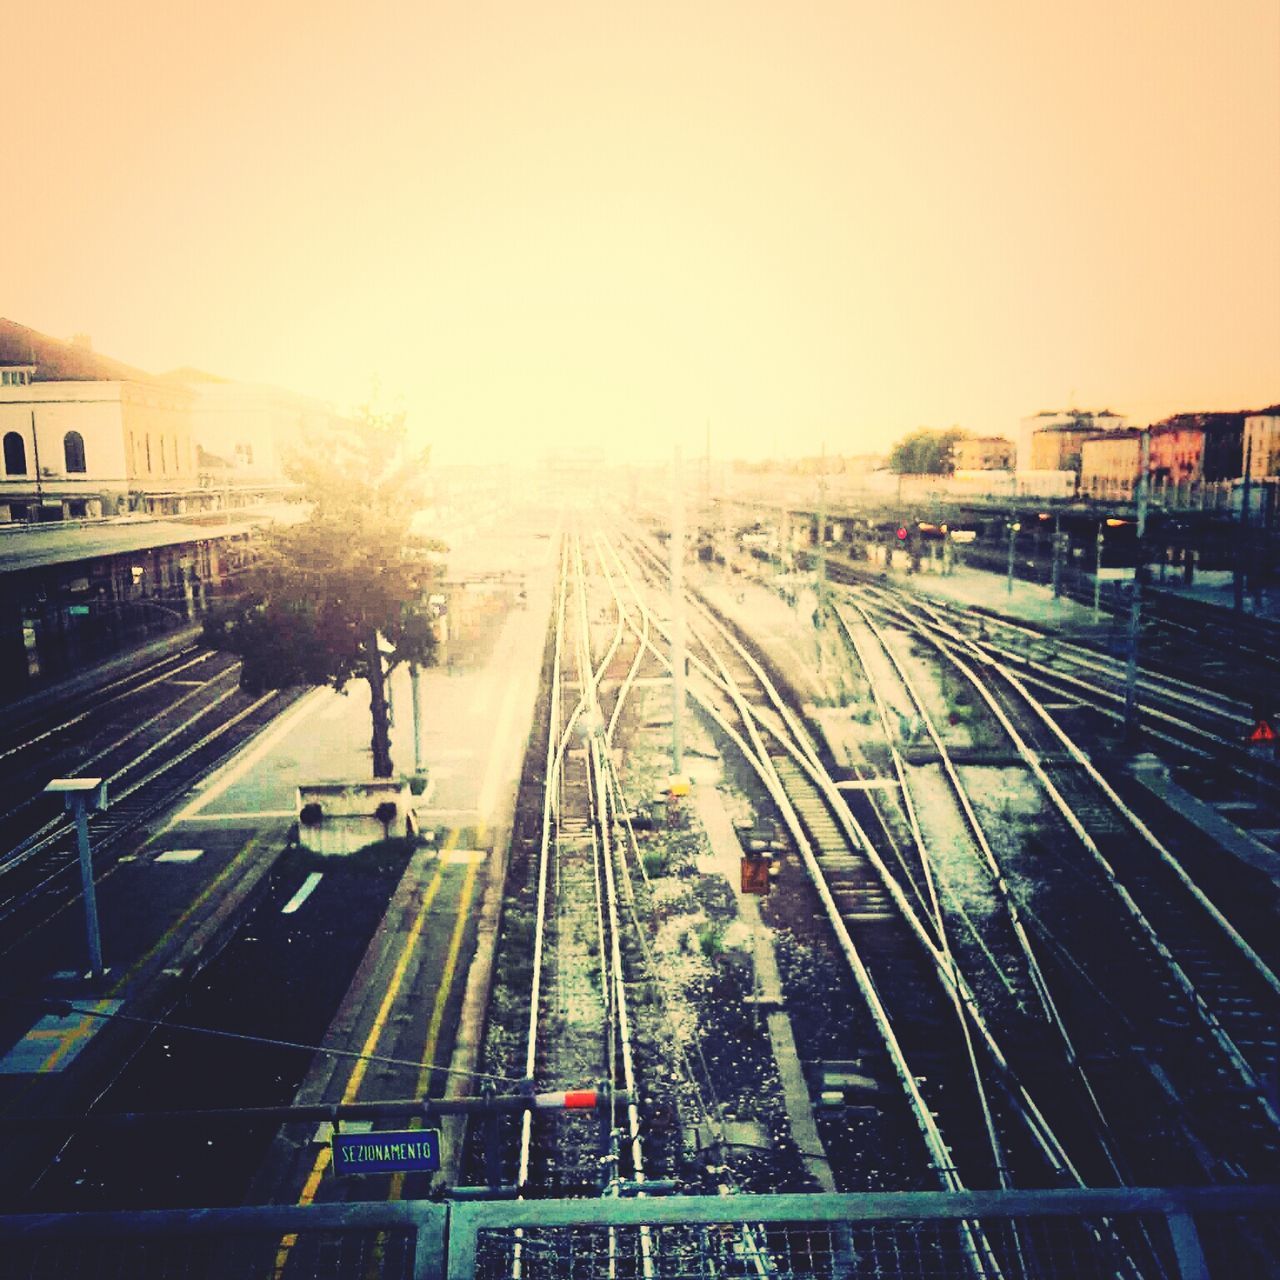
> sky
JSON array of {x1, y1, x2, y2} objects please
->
[{"x1": 4, "y1": 1, "x2": 1278, "y2": 465}]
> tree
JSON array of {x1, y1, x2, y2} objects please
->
[
  {"x1": 888, "y1": 427, "x2": 968, "y2": 475},
  {"x1": 203, "y1": 408, "x2": 442, "y2": 778}
]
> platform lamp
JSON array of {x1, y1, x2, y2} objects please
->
[
  {"x1": 45, "y1": 778, "x2": 108, "y2": 982},
  {"x1": 1006, "y1": 519, "x2": 1022, "y2": 594}
]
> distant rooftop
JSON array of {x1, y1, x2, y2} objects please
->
[
  {"x1": 0, "y1": 318, "x2": 158, "y2": 384},
  {"x1": 158, "y1": 367, "x2": 233, "y2": 385}
]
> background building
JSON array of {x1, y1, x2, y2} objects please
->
[
  {"x1": 160, "y1": 368, "x2": 346, "y2": 507},
  {"x1": 1018, "y1": 409, "x2": 1126, "y2": 473},
  {"x1": 1080, "y1": 428, "x2": 1143, "y2": 497},
  {"x1": 1154, "y1": 411, "x2": 1246, "y2": 483},
  {"x1": 0, "y1": 320, "x2": 197, "y2": 522},
  {"x1": 952, "y1": 436, "x2": 1014, "y2": 471},
  {"x1": 1244, "y1": 408, "x2": 1280, "y2": 478}
]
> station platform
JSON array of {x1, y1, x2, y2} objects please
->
[{"x1": 0, "y1": 516, "x2": 555, "y2": 1211}]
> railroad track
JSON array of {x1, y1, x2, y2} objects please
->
[
  {"x1": 613, "y1": 526, "x2": 1177, "y2": 1276},
  {"x1": 0, "y1": 642, "x2": 302, "y2": 952},
  {"x1": 837, "y1": 583, "x2": 1280, "y2": 1190}
]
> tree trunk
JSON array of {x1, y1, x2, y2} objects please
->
[{"x1": 366, "y1": 627, "x2": 394, "y2": 778}]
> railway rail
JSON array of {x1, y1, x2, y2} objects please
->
[
  {"x1": 615, "y1": 527, "x2": 1160, "y2": 1279},
  {"x1": 0, "y1": 641, "x2": 301, "y2": 954},
  {"x1": 831, "y1": 583, "x2": 1280, "y2": 1185},
  {"x1": 610, "y1": 518, "x2": 1280, "y2": 1273}
]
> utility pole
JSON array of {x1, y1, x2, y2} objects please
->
[
  {"x1": 1235, "y1": 433, "x2": 1253, "y2": 613},
  {"x1": 1093, "y1": 523, "x2": 1105, "y2": 619},
  {"x1": 46, "y1": 778, "x2": 108, "y2": 982},
  {"x1": 1006, "y1": 513, "x2": 1020, "y2": 594},
  {"x1": 1050, "y1": 512, "x2": 1063, "y2": 599},
  {"x1": 721, "y1": 461, "x2": 731, "y2": 573},
  {"x1": 816, "y1": 443, "x2": 828, "y2": 629},
  {"x1": 1124, "y1": 429, "x2": 1150, "y2": 739},
  {"x1": 671, "y1": 447, "x2": 685, "y2": 775},
  {"x1": 410, "y1": 661, "x2": 424, "y2": 779}
]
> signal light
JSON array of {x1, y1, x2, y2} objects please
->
[{"x1": 896, "y1": 526, "x2": 908, "y2": 541}]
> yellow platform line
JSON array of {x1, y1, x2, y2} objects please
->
[
  {"x1": 2, "y1": 832, "x2": 268, "y2": 1115},
  {"x1": 387, "y1": 853, "x2": 482, "y2": 1201},
  {"x1": 274, "y1": 832, "x2": 458, "y2": 1276}
]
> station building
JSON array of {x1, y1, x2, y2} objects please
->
[
  {"x1": 0, "y1": 320, "x2": 199, "y2": 522},
  {"x1": 0, "y1": 515, "x2": 256, "y2": 690},
  {"x1": 0, "y1": 319, "x2": 348, "y2": 693}
]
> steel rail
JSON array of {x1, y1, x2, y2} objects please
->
[
  {"x1": 516, "y1": 538, "x2": 570, "y2": 1194},
  {"x1": 674, "y1": 579, "x2": 1089, "y2": 1188},
  {"x1": 0, "y1": 646, "x2": 217, "y2": 766},
  {"x1": 511, "y1": 538, "x2": 572, "y2": 1280},
  {"x1": 0, "y1": 662, "x2": 241, "y2": 835},
  {"x1": 899, "y1": 589, "x2": 1249, "y2": 722},
  {"x1": 621, "y1": 524, "x2": 1090, "y2": 1183},
  {"x1": 833, "y1": 599, "x2": 1041, "y2": 1193},
  {"x1": 987, "y1": 659, "x2": 1280, "y2": 1134},
  {"x1": 869, "y1": 586, "x2": 1260, "y2": 766},
  {"x1": 879, "y1": 601, "x2": 1280, "y2": 1141},
  {"x1": 0, "y1": 690, "x2": 282, "y2": 945},
  {"x1": 607, "y1": 533, "x2": 1000, "y2": 1278},
  {"x1": 835, "y1": 597, "x2": 1136, "y2": 1195},
  {"x1": 887, "y1": 594, "x2": 1280, "y2": 1006},
  {"x1": 598, "y1": 533, "x2": 775, "y2": 1279},
  {"x1": 579, "y1": 533, "x2": 659, "y2": 1277}
]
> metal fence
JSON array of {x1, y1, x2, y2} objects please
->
[{"x1": 0, "y1": 1186, "x2": 1275, "y2": 1279}]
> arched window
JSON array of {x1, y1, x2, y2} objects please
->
[
  {"x1": 3, "y1": 431, "x2": 26, "y2": 475},
  {"x1": 64, "y1": 431, "x2": 86, "y2": 474}
]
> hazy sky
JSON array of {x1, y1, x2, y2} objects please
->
[{"x1": 5, "y1": 1, "x2": 1278, "y2": 464}]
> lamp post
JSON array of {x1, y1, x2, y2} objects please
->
[
  {"x1": 1123, "y1": 429, "x2": 1151, "y2": 739},
  {"x1": 45, "y1": 778, "x2": 108, "y2": 982},
  {"x1": 671, "y1": 446, "x2": 686, "y2": 775},
  {"x1": 410, "y1": 661, "x2": 423, "y2": 779},
  {"x1": 1093, "y1": 524, "x2": 1105, "y2": 619},
  {"x1": 1006, "y1": 519, "x2": 1021, "y2": 594}
]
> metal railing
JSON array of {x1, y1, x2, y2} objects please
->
[{"x1": 1, "y1": 1185, "x2": 1275, "y2": 1278}]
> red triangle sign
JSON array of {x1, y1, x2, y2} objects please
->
[{"x1": 1248, "y1": 719, "x2": 1277, "y2": 743}]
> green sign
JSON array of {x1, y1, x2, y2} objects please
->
[{"x1": 332, "y1": 1128, "x2": 441, "y2": 1175}]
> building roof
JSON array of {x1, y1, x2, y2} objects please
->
[
  {"x1": 1082, "y1": 427, "x2": 1142, "y2": 441},
  {"x1": 0, "y1": 517, "x2": 255, "y2": 574},
  {"x1": 158, "y1": 367, "x2": 233, "y2": 385},
  {"x1": 0, "y1": 318, "x2": 157, "y2": 384},
  {"x1": 1028, "y1": 409, "x2": 1121, "y2": 419},
  {"x1": 1151, "y1": 411, "x2": 1244, "y2": 435},
  {"x1": 1035, "y1": 422, "x2": 1098, "y2": 435}
]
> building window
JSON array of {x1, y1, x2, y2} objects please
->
[
  {"x1": 3, "y1": 431, "x2": 27, "y2": 474},
  {"x1": 146, "y1": 435, "x2": 152, "y2": 472},
  {"x1": 0, "y1": 369, "x2": 31, "y2": 386},
  {"x1": 64, "y1": 431, "x2": 87, "y2": 473}
]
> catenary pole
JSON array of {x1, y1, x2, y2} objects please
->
[
  {"x1": 671, "y1": 446, "x2": 685, "y2": 774},
  {"x1": 1123, "y1": 429, "x2": 1150, "y2": 738}
]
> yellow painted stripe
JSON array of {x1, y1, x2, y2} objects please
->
[
  {"x1": 275, "y1": 832, "x2": 459, "y2": 1277},
  {"x1": 387, "y1": 856, "x2": 482, "y2": 1201},
  {"x1": 111, "y1": 833, "x2": 268, "y2": 994},
  {"x1": 3, "y1": 833, "x2": 269, "y2": 1118},
  {"x1": 340, "y1": 844, "x2": 454, "y2": 1104}
]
